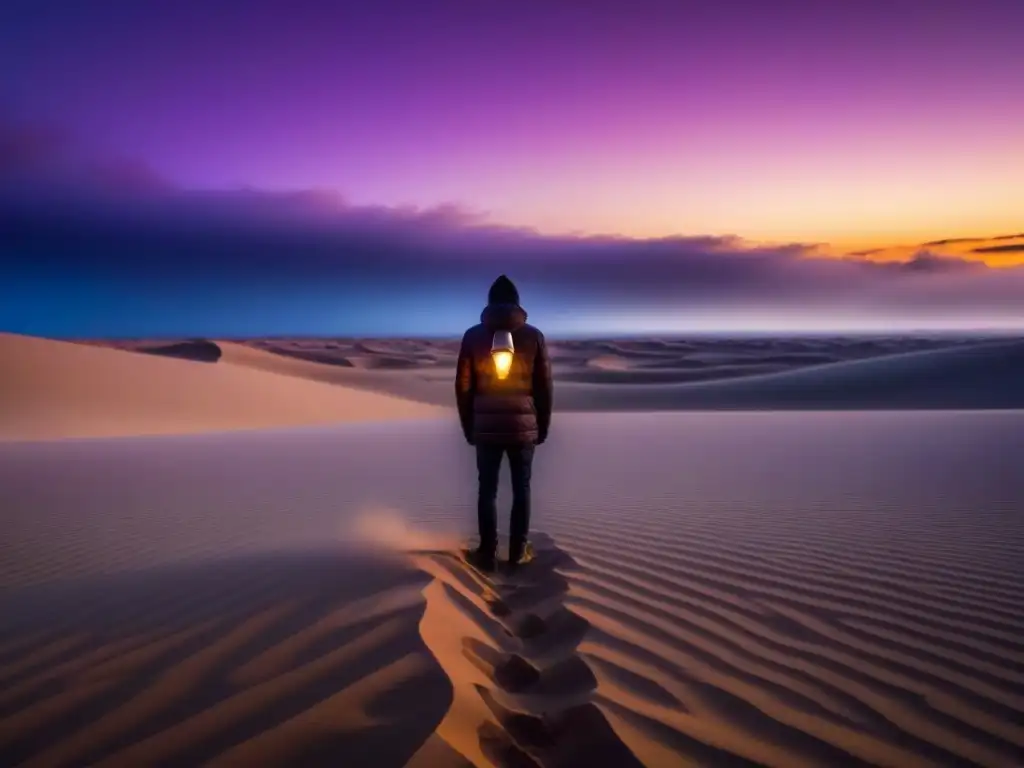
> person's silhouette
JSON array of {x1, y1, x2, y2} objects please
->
[{"x1": 455, "y1": 275, "x2": 553, "y2": 571}]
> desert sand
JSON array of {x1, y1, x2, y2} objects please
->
[
  {"x1": 1, "y1": 332, "x2": 1017, "y2": 442},
  {"x1": 1, "y1": 333, "x2": 1022, "y2": 766},
  {"x1": 102, "y1": 332, "x2": 1024, "y2": 412},
  {"x1": 0, "y1": 333, "x2": 446, "y2": 441}
]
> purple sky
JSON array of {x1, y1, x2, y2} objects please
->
[
  {"x1": 1, "y1": 0, "x2": 1023, "y2": 335},
  {"x1": 3, "y1": 0, "x2": 1022, "y2": 245}
]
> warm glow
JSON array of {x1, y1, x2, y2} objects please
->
[{"x1": 492, "y1": 350, "x2": 513, "y2": 379}]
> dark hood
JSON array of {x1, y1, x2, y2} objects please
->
[
  {"x1": 488, "y1": 274, "x2": 520, "y2": 305},
  {"x1": 481, "y1": 302, "x2": 527, "y2": 331}
]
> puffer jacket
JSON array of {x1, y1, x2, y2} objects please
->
[{"x1": 455, "y1": 302, "x2": 553, "y2": 446}]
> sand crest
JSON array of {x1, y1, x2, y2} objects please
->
[{"x1": 408, "y1": 538, "x2": 645, "y2": 767}]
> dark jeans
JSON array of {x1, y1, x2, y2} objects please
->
[{"x1": 476, "y1": 443, "x2": 535, "y2": 554}]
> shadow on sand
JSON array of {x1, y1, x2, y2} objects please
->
[{"x1": 0, "y1": 549, "x2": 449, "y2": 767}]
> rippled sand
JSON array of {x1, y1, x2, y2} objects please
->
[{"x1": 1, "y1": 413, "x2": 1021, "y2": 766}]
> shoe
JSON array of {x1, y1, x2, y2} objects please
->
[
  {"x1": 466, "y1": 547, "x2": 496, "y2": 573},
  {"x1": 507, "y1": 540, "x2": 534, "y2": 568}
]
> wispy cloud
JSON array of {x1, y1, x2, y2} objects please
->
[{"x1": 920, "y1": 237, "x2": 988, "y2": 247}]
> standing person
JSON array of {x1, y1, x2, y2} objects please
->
[{"x1": 455, "y1": 275, "x2": 553, "y2": 572}]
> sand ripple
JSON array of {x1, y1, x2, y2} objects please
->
[{"x1": 0, "y1": 553, "x2": 449, "y2": 768}]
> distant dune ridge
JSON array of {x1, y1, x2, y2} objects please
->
[
  {"x1": 4, "y1": 332, "x2": 1021, "y2": 441},
  {"x1": 229, "y1": 334, "x2": 1022, "y2": 412},
  {"x1": 560, "y1": 336, "x2": 1024, "y2": 411}
]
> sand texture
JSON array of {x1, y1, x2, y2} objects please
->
[{"x1": 1, "y1": 412, "x2": 1021, "y2": 766}]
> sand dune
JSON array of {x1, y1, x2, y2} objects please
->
[
  {"x1": 0, "y1": 551, "x2": 449, "y2": 768},
  {"x1": 560, "y1": 363, "x2": 791, "y2": 385},
  {"x1": 7, "y1": 333, "x2": 1018, "y2": 442},
  {"x1": 0, "y1": 333, "x2": 446, "y2": 441},
  {"x1": 562, "y1": 336, "x2": 1024, "y2": 411},
  {"x1": 405, "y1": 530, "x2": 1023, "y2": 767},
  {"x1": 2, "y1": 331, "x2": 1022, "y2": 765},
  {"x1": 220, "y1": 335, "x2": 1023, "y2": 411},
  {"x1": 2, "y1": 413, "x2": 1021, "y2": 766}
]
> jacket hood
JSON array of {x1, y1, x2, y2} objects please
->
[
  {"x1": 488, "y1": 274, "x2": 520, "y2": 305},
  {"x1": 481, "y1": 302, "x2": 527, "y2": 331}
]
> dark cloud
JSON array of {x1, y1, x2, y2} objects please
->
[
  {"x1": 2, "y1": 119, "x2": 1023, "y2": 334},
  {"x1": 920, "y1": 233, "x2": 1023, "y2": 248},
  {"x1": 972, "y1": 243, "x2": 1024, "y2": 254},
  {"x1": 920, "y1": 237, "x2": 987, "y2": 246}
]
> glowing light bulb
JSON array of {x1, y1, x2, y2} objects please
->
[
  {"x1": 490, "y1": 330, "x2": 515, "y2": 380},
  {"x1": 493, "y1": 349, "x2": 513, "y2": 379}
]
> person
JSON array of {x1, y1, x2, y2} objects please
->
[{"x1": 455, "y1": 275, "x2": 553, "y2": 572}]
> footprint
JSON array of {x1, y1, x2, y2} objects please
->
[
  {"x1": 494, "y1": 654, "x2": 541, "y2": 693},
  {"x1": 531, "y1": 656, "x2": 597, "y2": 697},
  {"x1": 462, "y1": 640, "x2": 540, "y2": 694},
  {"x1": 477, "y1": 686, "x2": 556, "y2": 751}
]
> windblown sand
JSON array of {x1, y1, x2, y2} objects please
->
[{"x1": 2, "y1": 409, "x2": 1022, "y2": 767}]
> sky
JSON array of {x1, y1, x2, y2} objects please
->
[{"x1": 1, "y1": 0, "x2": 1022, "y2": 337}]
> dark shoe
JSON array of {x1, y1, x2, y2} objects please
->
[
  {"x1": 466, "y1": 547, "x2": 496, "y2": 573},
  {"x1": 507, "y1": 540, "x2": 534, "y2": 568}
]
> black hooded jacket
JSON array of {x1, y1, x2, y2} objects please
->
[{"x1": 455, "y1": 277, "x2": 553, "y2": 446}]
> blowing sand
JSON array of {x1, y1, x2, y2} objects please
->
[{"x1": 1, "y1": 413, "x2": 1021, "y2": 767}]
